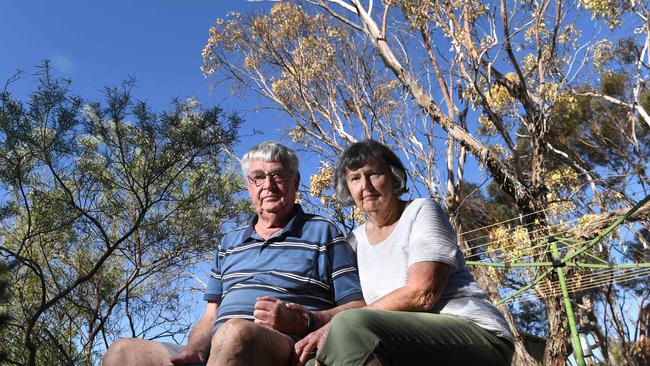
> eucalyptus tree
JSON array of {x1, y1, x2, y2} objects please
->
[
  {"x1": 0, "y1": 64, "x2": 246, "y2": 366},
  {"x1": 202, "y1": 1, "x2": 650, "y2": 364}
]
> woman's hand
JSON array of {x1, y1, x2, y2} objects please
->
[{"x1": 293, "y1": 324, "x2": 329, "y2": 366}]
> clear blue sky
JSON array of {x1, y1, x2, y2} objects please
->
[
  {"x1": 0, "y1": 0, "x2": 285, "y2": 156},
  {"x1": 0, "y1": 0, "x2": 315, "y2": 344}
]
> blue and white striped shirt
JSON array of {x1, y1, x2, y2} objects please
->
[{"x1": 204, "y1": 205, "x2": 363, "y2": 330}]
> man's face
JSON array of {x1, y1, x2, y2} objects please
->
[{"x1": 246, "y1": 160, "x2": 298, "y2": 218}]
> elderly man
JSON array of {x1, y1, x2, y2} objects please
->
[{"x1": 103, "y1": 141, "x2": 364, "y2": 366}]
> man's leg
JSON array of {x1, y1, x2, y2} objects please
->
[
  {"x1": 102, "y1": 338, "x2": 178, "y2": 366},
  {"x1": 208, "y1": 319, "x2": 294, "y2": 366}
]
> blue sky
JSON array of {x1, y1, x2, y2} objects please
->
[
  {"x1": 0, "y1": 0, "x2": 473, "y2": 187},
  {"x1": 0, "y1": 0, "x2": 285, "y2": 156},
  {"x1": 0, "y1": 0, "x2": 309, "y2": 345}
]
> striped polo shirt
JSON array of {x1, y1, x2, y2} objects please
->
[{"x1": 204, "y1": 205, "x2": 363, "y2": 330}]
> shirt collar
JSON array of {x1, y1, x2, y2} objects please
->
[{"x1": 241, "y1": 204, "x2": 305, "y2": 242}]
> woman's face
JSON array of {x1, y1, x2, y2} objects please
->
[{"x1": 345, "y1": 162, "x2": 396, "y2": 214}]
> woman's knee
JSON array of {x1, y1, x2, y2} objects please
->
[
  {"x1": 328, "y1": 309, "x2": 379, "y2": 339},
  {"x1": 316, "y1": 310, "x2": 382, "y2": 365}
]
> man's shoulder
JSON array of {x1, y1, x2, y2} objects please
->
[
  {"x1": 295, "y1": 211, "x2": 344, "y2": 241},
  {"x1": 298, "y1": 211, "x2": 340, "y2": 229},
  {"x1": 299, "y1": 211, "x2": 336, "y2": 225},
  {"x1": 220, "y1": 224, "x2": 251, "y2": 247}
]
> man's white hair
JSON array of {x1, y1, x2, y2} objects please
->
[{"x1": 241, "y1": 141, "x2": 299, "y2": 178}]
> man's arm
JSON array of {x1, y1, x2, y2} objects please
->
[
  {"x1": 254, "y1": 297, "x2": 365, "y2": 336},
  {"x1": 170, "y1": 301, "x2": 218, "y2": 365},
  {"x1": 288, "y1": 299, "x2": 364, "y2": 366}
]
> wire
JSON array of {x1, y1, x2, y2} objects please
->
[
  {"x1": 535, "y1": 268, "x2": 650, "y2": 297},
  {"x1": 459, "y1": 180, "x2": 647, "y2": 252},
  {"x1": 459, "y1": 172, "x2": 642, "y2": 238},
  {"x1": 463, "y1": 212, "x2": 615, "y2": 255},
  {"x1": 500, "y1": 268, "x2": 650, "y2": 304},
  {"x1": 460, "y1": 204, "x2": 644, "y2": 262}
]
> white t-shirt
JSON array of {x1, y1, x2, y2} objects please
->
[{"x1": 348, "y1": 198, "x2": 514, "y2": 342}]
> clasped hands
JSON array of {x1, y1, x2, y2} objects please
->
[{"x1": 254, "y1": 296, "x2": 328, "y2": 366}]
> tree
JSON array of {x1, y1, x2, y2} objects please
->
[
  {"x1": 0, "y1": 63, "x2": 247, "y2": 365},
  {"x1": 0, "y1": 260, "x2": 12, "y2": 363},
  {"x1": 202, "y1": 2, "x2": 650, "y2": 365}
]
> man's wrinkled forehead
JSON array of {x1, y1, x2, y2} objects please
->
[{"x1": 246, "y1": 160, "x2": 287, "y2": 173}]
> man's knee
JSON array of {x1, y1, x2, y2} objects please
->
[
  {"x1": 102, "y1": 338, "x2": 136, "y2": 365},
  {"x1": 102, "y1": 338, "x2": 170, "y2": 366},
  {"x1": 209, "y1": 319, "x2": 293, "y2": 366},
  {"x1": 211, "y1": 319, "x2": 258, "y2": 353}
]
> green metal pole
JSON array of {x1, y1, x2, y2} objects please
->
[{"x1": 551, "y1": 241, "x2": 585, "y2": 366}]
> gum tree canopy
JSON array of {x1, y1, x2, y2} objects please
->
[
  {"x1": 0, "y1": 64, "x2": 247, "y2": 366},
  {"x1": 202, "y1": 1, "x2": 650, "y2": 365}
]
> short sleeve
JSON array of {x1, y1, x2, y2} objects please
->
[
  {"x1": 203, "y1": 247, "x2": 223, "y2": 303},
  {"x1": 328, "y1": 231, "x2": 364, "y2": 305},
  {"x1": 408, "y1": 199, "x2": 460, "y2": 270}
]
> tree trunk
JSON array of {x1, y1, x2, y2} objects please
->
[
  {"x1": 471, "y1": 265, "x2": 539, "y2": 365},
  {"x1": 606, "y1": 288, "x2": 635, "y2": 365},
  {"x1": 542, "y1": 284, "x2": 570, "y2": 366},
  {"x1": 577, "y1": 294, "x2": 610, "y2": 364},
  {"x1": 454, "y1": 210, "x2": 538, "y2": 366}
]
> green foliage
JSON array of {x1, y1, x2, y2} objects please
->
[
  {"x1": 549, "y1": 71, "x2": 650, "y2": 176},
  {"x1": 508, "y1": 300, "x2": 548, "y2": 337},
  {"x1": 0, "y1": 63, "x2": 247, "y2": 365},
  {"x1": 0, "y1": 260, "x2": 12, "y2": 363}
]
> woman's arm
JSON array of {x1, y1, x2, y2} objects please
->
[
  {"x1": 366, "y1": 261, "x2": 451, "y2": 312},
  {"x1": 294, "y1": 261, "x2": 451, "y2": 364}
]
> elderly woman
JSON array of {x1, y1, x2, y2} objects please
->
[{"x1": 296, "y1": 140, "x2": 514, "y2": 366}]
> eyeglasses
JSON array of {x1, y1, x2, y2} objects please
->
[{"x1": 247, "y1": 169, "x2": 292, "y2": 187}]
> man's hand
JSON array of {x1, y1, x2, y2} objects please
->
[
  {"x1": 293, "y1": 324, "x2": 329, "y2": 366},
  {"x1": 169, "y1": 347, "x2": 208, "y2": 365},
  {"x1": 254, "y1": 296, "x2": 306, "y2": 335}
]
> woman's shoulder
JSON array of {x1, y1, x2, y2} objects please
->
[
  {"x1": 404, "y1": 197, "x2": 441, "y2": 214},
  {"x1": 401, "y1": 198, "x2": 450, "y2": 229},
  {"x1": 350, "y1": 223, "x2": 366, "y2": 237},
  {"x1": 348, "y1": 224, "x2": 367, "y2": 250}
]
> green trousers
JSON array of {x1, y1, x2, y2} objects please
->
[{"x1": 312, "y1": 309, "x2": 514, "y2": 366}]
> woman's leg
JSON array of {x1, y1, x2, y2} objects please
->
[{"x1": 316, "y1": 309, "x2": 513, "y2": 366}]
